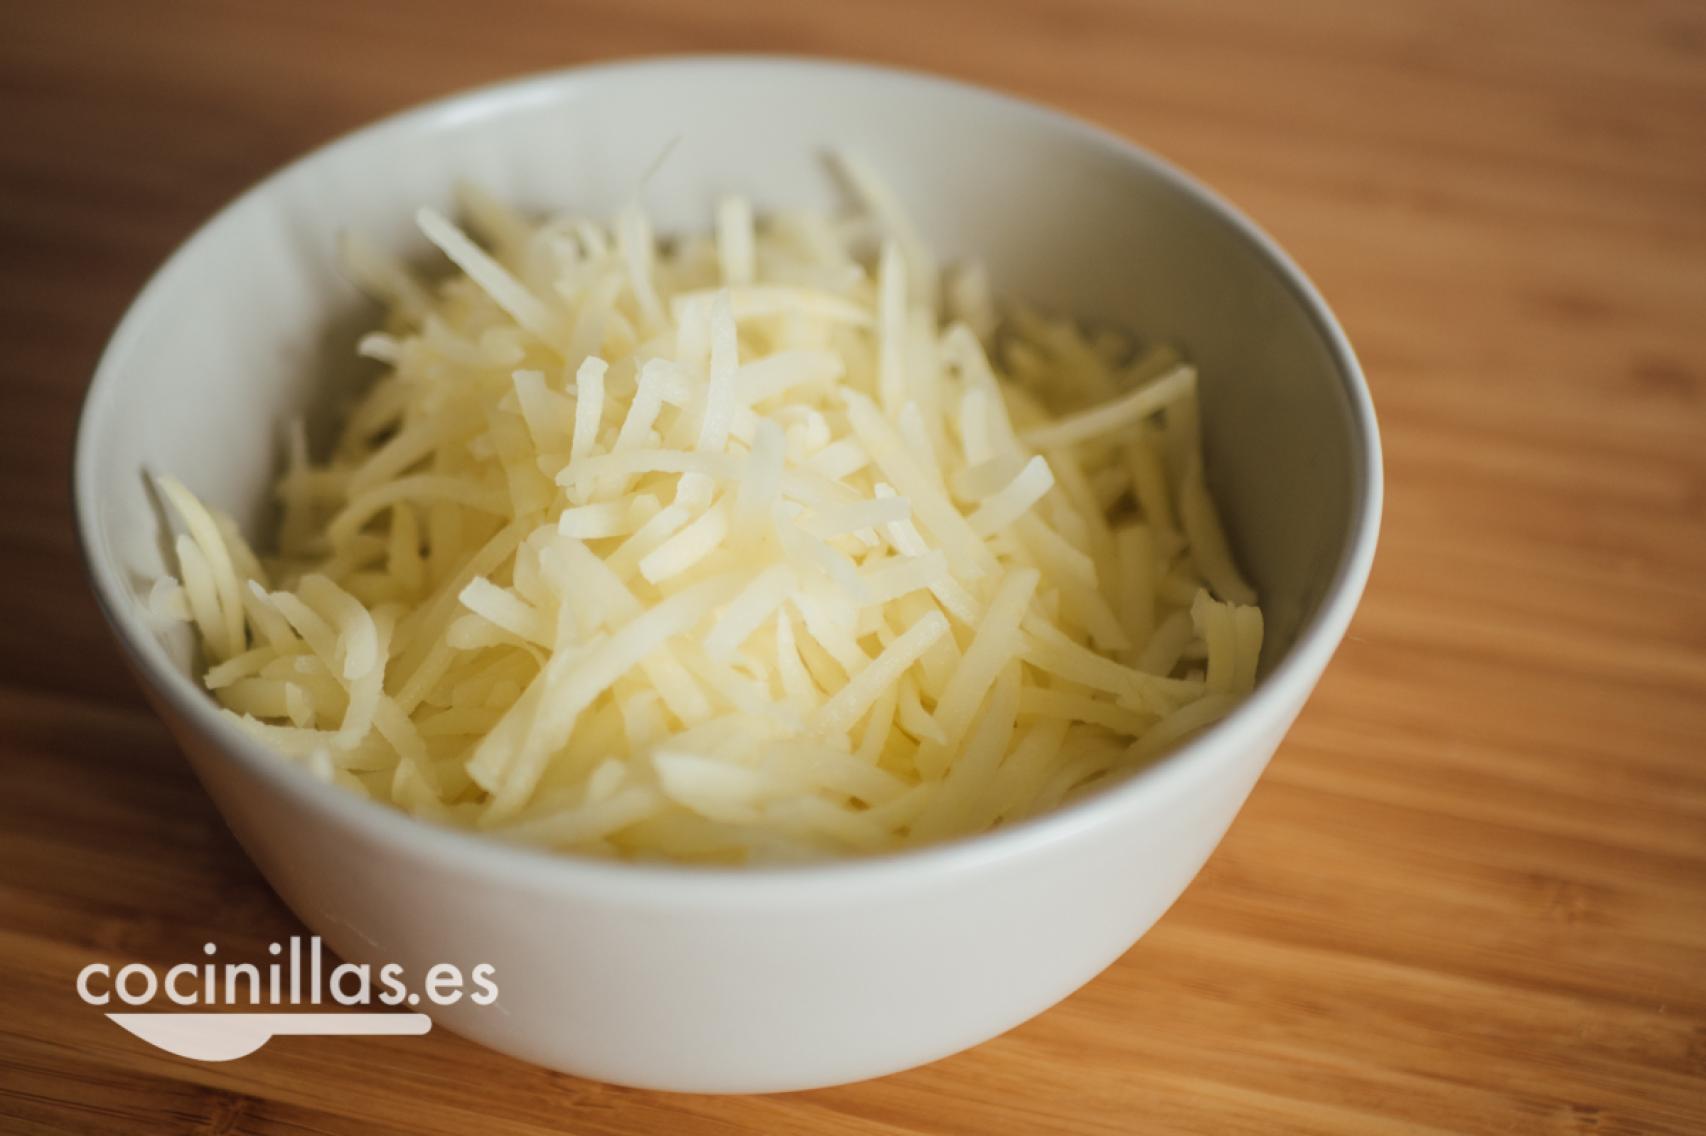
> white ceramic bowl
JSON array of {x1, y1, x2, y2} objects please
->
[{"x1": 74, "y1": 57, "x2": 1380, "y2": 1092}]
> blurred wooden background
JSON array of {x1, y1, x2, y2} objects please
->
[{"x1": 3, "y1": 1, "x2": 1705, "y2": 1132}]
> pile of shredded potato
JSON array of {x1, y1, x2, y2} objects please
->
[{"x1": 153, "y1": 158, "x2": 1263, "y2": 862}]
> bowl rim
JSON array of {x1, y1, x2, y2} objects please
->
[{"x1": 73, "y1": 53, "x2": 1382, "y2": 899}]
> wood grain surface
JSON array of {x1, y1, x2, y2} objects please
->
[{"x1": 4, "y1": 1, "x2": 1705, "y2": 1132}]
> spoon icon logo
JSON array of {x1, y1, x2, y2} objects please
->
[{"x1": 105, "y1": 1012, "x2": 433, "y2": 1061}]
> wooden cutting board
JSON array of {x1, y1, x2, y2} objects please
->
[{"x1": 3, "y1": 0, "x2": 1703, "y2": 1132}]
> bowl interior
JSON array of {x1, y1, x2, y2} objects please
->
[{"x1": 79, "y1": 58, "x2": 1365, "y2": 720}]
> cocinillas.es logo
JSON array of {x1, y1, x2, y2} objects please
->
[{"x1": 76, "y1": 936, "x2": 496, "y2": 1060}]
